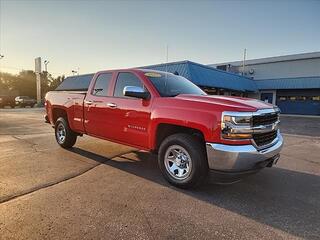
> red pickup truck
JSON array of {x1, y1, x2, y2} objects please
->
[{"x1": 45, "y1": 69, "x2": 283, "y2": 188}]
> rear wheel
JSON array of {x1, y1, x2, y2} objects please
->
[
  {"x1": 55, "y1": 117, "x2": 77, "y2": 148},
  {"x1": 158, "y1": 133, "x2": 208, "y2": 189}
]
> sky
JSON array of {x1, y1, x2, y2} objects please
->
[{"x1": 0, "y1": 0, "x2": 319, "y2": 77}]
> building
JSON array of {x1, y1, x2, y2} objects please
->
[
  {"x1": 60, "y1": 61, "x2": 255, "y2": 96},
  {"x1": 210, "y1": 52, "x2": 320, "y2": 115},
  {"x1": 60, "y1": 52, "x2": 320, "y2": 115},
  {"x1": 143, "y1": 61, "x2": 255, "y2": 95}
]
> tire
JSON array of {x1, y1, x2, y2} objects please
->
[
  {"x1": 158, "y1": 133, "x2": 208, "y2": 189},
  {"x1": 54, "y1": 117, "x2": 77, "y2": 148}
]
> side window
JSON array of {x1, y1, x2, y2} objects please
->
[
  {"x1": 92, "y1": 73, "x2": 112, "y2": 96},
  {"x1": 114, "y1": 72, "x2": 143, "y2": 98}
]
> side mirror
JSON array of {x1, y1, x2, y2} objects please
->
[{"x1": 123, "y1": 86, "x2": 150, "y2": 100}]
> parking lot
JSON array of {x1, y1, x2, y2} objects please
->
[{"x1": 0, "y1": 108, "x2": 319, "y2": 240}]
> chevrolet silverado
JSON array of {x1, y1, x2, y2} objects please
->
[{"x1": 45, "y1": 69, "x2": 283, "y2": 188}]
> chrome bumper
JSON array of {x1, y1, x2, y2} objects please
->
[{"x1": 206, "y1": 132, "x2": 283, "y2": 172}]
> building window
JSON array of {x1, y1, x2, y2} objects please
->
[
  {"x1": 296, "y1": 96, "x2": 307, "y2": 101},
  {"x1": 289, "y1": 96, "x2": 297, "y2": 101},
  {"x1": 216, "y1": 65, "x2": 227, "y2": 71},
  {"x1": 312, "y1": 96, "x2": 320, "y2": 101},
  {"x1": 279, "y1": 96, "x2": 286, "y2": 101}
]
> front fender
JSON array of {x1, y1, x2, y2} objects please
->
[{"x1": 149, "y1": 106, "x2": 219, "y2": 149}]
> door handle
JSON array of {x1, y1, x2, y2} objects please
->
[
  {"x1": 84, "y1": 100, "x2": 93, "y2": 105},
  {"x1": 107, "y1": 102, "x2": 117, "y2": 108}
]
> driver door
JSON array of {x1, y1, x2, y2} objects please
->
[{"x1": 107, "y1": 72, "x2": 152, "y2": 148}]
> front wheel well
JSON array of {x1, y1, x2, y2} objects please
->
[{"x1": 154, "y1": 123, "x2": 205, "y2": 153}]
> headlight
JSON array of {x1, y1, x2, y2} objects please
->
[
  {"x1": 223, "y1": 115, "x2": 251, "y2": 125},
  {"x1": 221, "y1": 113, "x2": 252, "y2": 140}
]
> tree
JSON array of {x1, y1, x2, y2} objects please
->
[
  {"x1": 0, "y1": 72, "x2": 20, "y2": 95},
  {"x1": 49, "y1": 75, "x2": 65, "y2": 90},
  {"x1": 0, "y1": 70, "x2": 65, "y2": 98}
]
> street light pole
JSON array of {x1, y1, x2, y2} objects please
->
[{"x1": 44, "y1": 60, "x2": 49, "y2": 72}]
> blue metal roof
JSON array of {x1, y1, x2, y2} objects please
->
[
  {"x1": 255, "y1": 76, "x2": 320, "y2": 90},
  {"x1": 58, "y1": 63, "x2": 320, "y2": 92},
  {"x1": 143, "y1": 61, "x2": 257, "y2": 92}
]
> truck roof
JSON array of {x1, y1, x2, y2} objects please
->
[{"x1": 55, "y1": 69, "x2": 169, "y2": 91}]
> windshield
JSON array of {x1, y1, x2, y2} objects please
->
[{"x1": 145, "y1": 71, "x2": 206, "y2": 97}]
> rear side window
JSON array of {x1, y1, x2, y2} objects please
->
[
  {"x1": 92, "y1": 73, "x2": 113, "y2": 96},
  {"x1": 56, "y1": 74, "x2": 94, "y2": 91},
  {"x1": 114, "y1": 72, "x2": 143, "y2": 97}
]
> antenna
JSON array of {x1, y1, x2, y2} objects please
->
[
  {"x1": 165, "y1": 44, "x2": 168, "y2": 79},
  {"x1": 242, "y1": 48, "x2": 247, "y2": 76}
]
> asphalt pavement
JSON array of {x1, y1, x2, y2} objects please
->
[{"x1": 0, "y1": 108, "x2": 319, "y2": 240}]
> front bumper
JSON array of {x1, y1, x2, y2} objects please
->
[{"x1": 206, "y1": 131, "x2": 283, "y2": 172}]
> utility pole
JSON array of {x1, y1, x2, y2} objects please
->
[
  {"x1": 35, "y1": 57, "x2": 42, "y2": 104},
  {"x1": 0, "y1": 55, "x2": 4, "y2": 86},
  {"x1": 242, "y1": 48, "x2": 247, "y2": 76}
]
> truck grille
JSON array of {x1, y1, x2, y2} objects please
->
[
  {"x1": 253, "y1": 130, "x2": 277, "y2": 147},
  {"x1": 252, "y1": 113, "x2": 279, "y2": 126}
]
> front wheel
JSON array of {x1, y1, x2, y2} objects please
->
[
  {"x1": 55, "y1": 117, "x2": 77, "y2": 148},
  {"x1": 158, "y1": 133, "x2": 208, "y2": 189}
]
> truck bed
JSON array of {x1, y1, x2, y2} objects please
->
[{"x1": 46, "y1": 91, "x2": 87, "y2": 133}]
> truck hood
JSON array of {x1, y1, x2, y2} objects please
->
[{"x1": 176, "y1": 94, "x2": 274, "y2": 112}]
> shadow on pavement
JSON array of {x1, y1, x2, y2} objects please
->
[{"x1": 70, "y1": 147, "x2": 320, "y2": 239}]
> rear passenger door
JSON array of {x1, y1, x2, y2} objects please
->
[{"x1": 84, "y1": 72, "x2": 115, "y2": 139}]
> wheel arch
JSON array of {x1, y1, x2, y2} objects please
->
[
  {"x1": 52, "y1": 107, "x2": 68, "y2": 125},
  {"x1": 152, "y1": 123, "x2": 206, "y2": 153}
]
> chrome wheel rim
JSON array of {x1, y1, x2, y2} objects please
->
[
  {"x1": 164, "y1": 145, "x2": 192, "y2": 180},
  {"x1": 56, "y1": 123, "x2": 66, "y2": 144}
]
